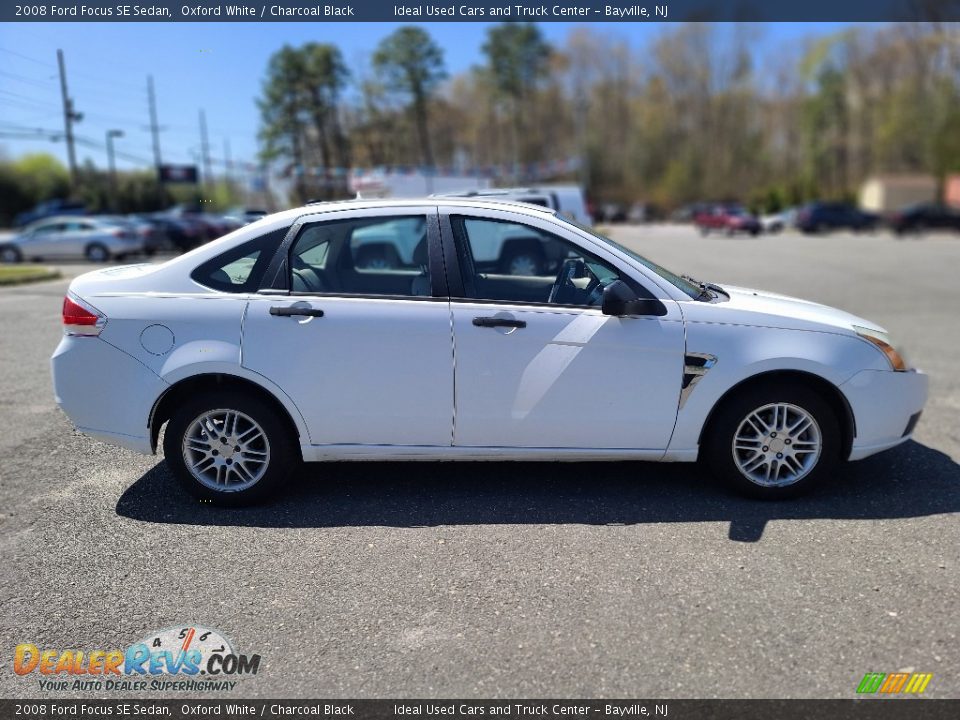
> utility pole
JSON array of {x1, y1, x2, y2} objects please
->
[
  {"x1": 199, "y1": 110, "x2": 212, "y2": 191},
  {"x1": 105, "y1": 129, "x2": 124, "y2": 212},
  {"x1": 146, "y1": 75, "x2": 163, "y2": 176},
  {"x1": 223, "y1": 137, "x2": 243, "y2": 205},
  {"x1": 223, "y1": 137, "x2": 233, "y2": 184},
  {"x1": 56, "y1": 49, "x2": 80, "y2": 187}
]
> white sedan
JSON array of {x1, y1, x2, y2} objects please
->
[{"x1": 51, "y1": 199, "x2": 928, "y2": 504}]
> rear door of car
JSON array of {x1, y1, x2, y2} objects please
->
[{"x1": 241, "y1": 206, "x2": 455, "y2": 448}]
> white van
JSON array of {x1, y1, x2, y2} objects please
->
[{"x1": 434, "y1": 185, "x2": 593, "y2": 226}]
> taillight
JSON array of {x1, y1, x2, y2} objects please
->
[{"x1": 62, "y1": 294, "x2": 105, "y2": 336}]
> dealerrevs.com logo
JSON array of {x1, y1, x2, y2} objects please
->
[{"x1": 14, "y1": 625, "x2": 261, "y2": 692}]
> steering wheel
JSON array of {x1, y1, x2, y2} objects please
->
[
  {"x1": 585, "y1": 276, "x2": 615, "y2": 307},
  {"x1": 548, "y1": 257, "x2": 606, "y2": 305}
]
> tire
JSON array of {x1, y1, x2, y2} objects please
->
[
  {"x1": 0, "y1": 245, "x2": 22, "y2": 263},
  {"x1": 702, "y1": 380, "x2": 841, "y2": 500},
  {"x1": 85, "y1": 243, "x2": 110, "y2": 262},
  {"x1": 163, "y1": 390, "x2": 299, "y2": 506}
]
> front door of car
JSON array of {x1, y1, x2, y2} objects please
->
[
  {"x1": 27, "y1": 222, "x2": 66, "y2": 257},
  {"x1": 241, "y1": 207, "x2": 454, "y2": 447},
  {"x1": 442, "y1": 209, "x2": 686, "y2": 451}
]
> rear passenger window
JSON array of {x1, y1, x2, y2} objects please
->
[
  {"x1": 191, "y1": 227, "x2": 287, "y2": 293},
  {"x1": 289, "y1": 215, "x2": 431, "y2": 297}
]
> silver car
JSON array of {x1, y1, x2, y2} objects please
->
[{"x1": 0, "y1": 216, "x2": 147, "y2": 263}]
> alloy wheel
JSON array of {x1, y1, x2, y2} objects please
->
[
  {"x1": 182, "y1": 409, "x2": 271, "y2": 492},
  {"x1": 732, "y1": 402, "x2": 822, "y2": 487}
]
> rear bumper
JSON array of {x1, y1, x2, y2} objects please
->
[
  {"x1": 51, "y1": 336, "x2": 167, "y2": 455},
  {"x1": 840, "y1": 368, "x2": 929, "y2": 461}
]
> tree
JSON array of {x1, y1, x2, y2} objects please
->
[
  {"x1": 258, "y1": 45, "x2": 310, "y2": 202},
  {"x1": 373, "y1": 26, "x2": 447, "y2": 169},
  {"x1": 301, "y1": 42, "x2": 351, "y2": 173},
  {"x1": 482, "y1": 23, "x2": 551, "y2": 175}
]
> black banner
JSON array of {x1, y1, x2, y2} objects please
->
[
  {"x1": 2, "y1": 0, "x2": 960, "y2": 23},
  {"x1": 2, "y1": 700, "x2": 959, "y2": 720}
]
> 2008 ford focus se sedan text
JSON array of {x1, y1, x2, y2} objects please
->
[{"x1": 51, "y1": 199, "x2": 928, "y2": 504}]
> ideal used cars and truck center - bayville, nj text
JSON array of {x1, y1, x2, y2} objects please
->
[{"x1": 34, "y1": 4, "x2": 667, "y2": 18}]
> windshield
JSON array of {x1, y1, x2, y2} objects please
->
[{"x1": 556, "y1": 216, "x2": 702, "y2": 299}]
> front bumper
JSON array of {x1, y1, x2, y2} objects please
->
[
  {"x1": 840, "y1": 368, "x2": 929, "y2": 461},
  {"x1": 51, "y1": 335, "x2": 167, "y2": 454}
]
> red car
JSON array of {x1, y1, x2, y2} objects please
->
[{"x1": 694, "y1": 205, "x2": 762, "y2": 236}]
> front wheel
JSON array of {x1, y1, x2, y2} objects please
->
[
  {"x1": 702, "y1": 382, "x2": 840, "y2": 499},
  {"x1": 85, "y1": 243, "x2": 110, "y2": 262},
  {"x1": 163, "y1": 391, "x2": 298, "y2": 505},
  {"x1": 0, "y1": 245, "x2": 22, "y2": 263}
]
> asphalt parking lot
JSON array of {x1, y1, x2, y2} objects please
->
[{"x1": 0, "y1": 225, "x2": 957, "y2": 699}]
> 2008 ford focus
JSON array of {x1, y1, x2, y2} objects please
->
[{"x1": 51, "y1": 199, "x2": 928, "y2": 504}]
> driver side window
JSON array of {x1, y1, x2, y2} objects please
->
[{"x1": 451, "y1": 215, "x2": 625, "y2": 307}]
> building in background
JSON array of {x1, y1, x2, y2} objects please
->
[
  {"x1": 860, "y1": 175, "x2": 938, "y2": 212},
  {"x1": 349, "y1": 170, "x2": 491, "y2": 198}
]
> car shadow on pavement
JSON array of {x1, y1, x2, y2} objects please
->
[{"x1": 115, "y1": 440, "x2": 960, "y2": 542}]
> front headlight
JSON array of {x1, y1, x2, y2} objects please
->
[{"x1": 854, "y1": 325, "x2": 909, "y2": 371}]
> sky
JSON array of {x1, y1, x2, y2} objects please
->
[{"x1": 0, "y1": 21, "x2": 858, "y2": 175}]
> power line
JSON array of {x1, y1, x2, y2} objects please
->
[
  {"x1": 0, "y1": 46, "x2": 55, "y2": 68},
  {"x1": 0, "y1": 69, "x2": 57, "y2": 88}
]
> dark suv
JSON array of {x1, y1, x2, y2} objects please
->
[{"x1": 796, "y1": 202, "x2": 879, "y2": 234}]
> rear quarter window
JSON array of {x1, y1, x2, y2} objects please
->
[{"x1": 191, "y1": 227, "x2": 287, "y2": 293}]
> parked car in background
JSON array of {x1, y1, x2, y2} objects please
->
[
  {"x1": 51, "y1": 198, "x2": 927, "y2": 505},
  {"x1": 142, "y1": 215, "x2": 205, "y2": 253},
  {"x1": 160, "y1": 206, "x2": 243, "y2": 243},
  {"x1": 95, "y1": 216, "x2": 162, "y2": 256},
  {"x1": 434, "y1": 185, "x2": 593, "y2": 226},
  {"x1": 760, "y1": 207, "x2": 798, "y2": 234},
  {"x1": 626, "y1": 202, "x2": 662, "y2": 224},
  {"x1": 225, "y1": 207, "x2": 269, "y2": 225},
  {"x1": 13, "y1": 199, "x2": 86, "y2": 228},
  {"x1": 694, "y1": 205, "x2": 762, "y2": 236},
  {"x1": 0, "y1": 216, "x2": 146, "y2": 262},
  {"x1": 796, "y1": 202, "x2": 880, "y2": 234},
  {"x1": 669, "y1": 203, "x2": 711, "y2": 223},
  {"x1": 888, "y1": 204, "x2": 960, "y2": 234}
]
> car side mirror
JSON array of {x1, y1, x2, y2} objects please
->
[{"x1": 602, "y1": 280, "x2": 667, "y2": 317}]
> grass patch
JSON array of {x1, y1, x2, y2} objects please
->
[{"x1": 0, "y1": 265, "x2": 62, "y2": 286}]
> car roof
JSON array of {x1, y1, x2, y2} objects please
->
[{"x1": 289, "y1": 196, "x2": 560, "y2": 221}]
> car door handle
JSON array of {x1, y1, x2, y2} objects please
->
[
  {"x1": 269, "y1": 306, "x2": 325, "y2": 318},
  {"x1": 472, "y1": 316, "x2": 526, "y2": 329}
]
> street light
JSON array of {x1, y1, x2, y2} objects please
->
[{"x1": 106, "y1": 129, "x2": 124, "y2": 212}]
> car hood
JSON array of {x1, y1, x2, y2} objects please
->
[{"x1": 696, "y1": 284, "x2": 886, "y2": 335}]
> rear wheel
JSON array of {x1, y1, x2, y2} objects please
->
[
  {"x1": 163, "y1": 391, "x2": 298, "y2": 505},
  {"x1": 703, "y1": 381, "x2": 840, "y2": 499},
  {"x1": 85, "y1": 243, "x2": 110, "y2": 262}
]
